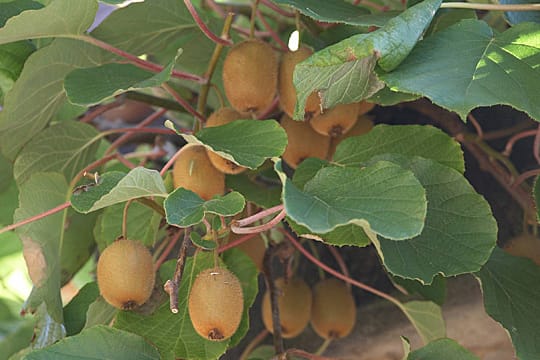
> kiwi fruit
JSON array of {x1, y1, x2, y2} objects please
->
[
  {"x1": 188, "y1": 267, "x2": 244, "y2": 341},
  {"x1": 357, "y1": 100, "x2": 375, "y2": 115},
  {"x1": 503, "y1": 233, "x2": 540, "y2": 265},
  {"x1": 230, "y1": 232, "x2": 266, "y2": 272},
  {"x1": 261, "y1": 277, "x2": 312, "y2": 338},
  {"x1": 309, "y1": 102, "x2": 361, "y2": 138},
  {"x1": 278, "y1": 46, "x2": 320, "y2": 120},
  {"x1": 222, "y1": 39, "x2": 278, "y2": 115},
  {"x1": 172, "y1": 144, "x2": 225, "y2": 200},
  {"x1": 205, "y1": 108, "x2": 247, "y2": 175},
  {"x1": 96, "y1": 239, "x2": 155, "y2": 310},
  {"x1": 310, "y1": 278, "x2": 356, "y2": 339},
  {"x1": 329, "y1": 115, "x2": 374, "y2": 157},
  {"x1": 280, "y1": 114, "x2": 331, "y2": 169}
]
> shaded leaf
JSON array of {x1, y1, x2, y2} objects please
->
[
  {"x1": 475, "y1": 247, "x2": 540, "y2": 360},
  {"x1": 71, "y1": 167, "x2": 167, "y2": 213},
  {"x1": 368, "y1": 86, "x2": 419, "y2": 106},
  {"x1": 225, "y1": 174, "x2": 281, "y2": 209},
  {"x1": 381, "y1": 20, "x2": 540, "y2": 121},
  {"x1": 62, "y1": 282, "x2": 99, "y2": 336},
  {"x1": 0, "y1": 41, "x2": 35, "y2": 103},
  {"x1": 275, "y1": 159, "x2": 427, "y2": 240},
  {"x1": 401, "y1": 300, "x2": 446, "y2": 344},
  {"x1": 288, "y1": 219, "x2": 371, "y2": 247},
  {"x1": 292, "y1": 0, "x2": 442, "y2": 119},
  {"x1": 501, "y1": 0, "x2": 540, "y2": 25},
  {"x1": 392, "y1": 274, "x2": 446, "y2": 306},
  {"x1": 83, "y1": 297, "x2": 117, "y2": 330},
  {"x1": 407, "y1": 338, "x2": 479, "y2": 359},
  {"x1": 25, "y1": 325, "x2": 160, "y2": 360},
  {"x1": 0, "y1": 1, "x2": 43, "y2": 27},
  {"x1": 164, "y1": 188, "x2": 245, "y2": 227}
]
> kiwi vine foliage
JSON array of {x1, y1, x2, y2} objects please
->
[{"x1": 0, "y1": 0, "x2": 539, "y2": 359}]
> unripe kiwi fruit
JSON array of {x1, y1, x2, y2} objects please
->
[
  {"x1": 310, "y1": 278, "x2": 356, "y2": 339},
  {"x1": 280, "y1": 114, "x2": 331, "y2": 169},
  {"x1": 222, "y1": 39, "x2": 278, "y2": 115},
  {"x1": 329, "y1": 115, "x2": 374, "y2": 157},
  {"x1": 503, "y1": 233, "x2": 540, "y2": 266},
  {"x1": 262, "y1": 277, "x2": 312, "y2": 338},
  {"x1": 279, "y1": 46, "x2": 320, "y2": 120},
  {"x1": 188, "y1": 267, "x2": 244, "y2": 341},
  {"x1": 309, "y1": 102, "x2": 361, "y2": 138},
  {"x1": 205, "y1": 108, "x2": 247, "y2": 175},
  {"x1": 172, "y1": 144, "x2": 225, "y2": 200},
  {"x1": 96, "y1": 239, "x2": 155, "y2": 310},
  {"x1": 230, "y1": 232, "x2": 266, "y2": 272}
]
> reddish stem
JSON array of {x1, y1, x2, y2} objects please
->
[
  {"x1": 160, "y1": 146, "x2": 184, "y2": 176},
  {"x1": 115, "y1": 152, "x2": 136, "y2": 169},
  {"x1": 260, "y1": 0, "x2": 295, "y2": 17},
  {"x1": 503, "y1": 129, "x2": 536, "y2": 156},
  {"x1": 326, "y1": 245, "x2": 351, "y2": 287},
  {"x1": 80, "y1": 98, "x2": 123, "y2": 123},
  {"x1": 155, "y1": 229, "x2": 183, "y2": 270},
  {"x1": 162, "y1": 83, "x2": 206, "y2": 124},
  {"x1": 256, "y1": 9, "x2": 289, "y2": 51},
  {"x1": 285, "y1": 349, "x2": 338, "y2": 360},
  {"x1": 468, "y1": 113, "x2": 484, "y2": 139},
  {"x1": 234, "y1": 204, "x2": 284, "y2": 227},
  {"x1": 0, "y1": 202, "x2": 72, "y2": 235},
  {"x1": 534, "y1": 125, "x2": 540, "y2": 165},
  {"x1": 257, "y1": 96, "x2": 280, "y2": 119},
  {"x1": 239, "y1": 329, "x2": 270, "y2": 360},
  {"x1": 205, "y1": 0, "x2": 226, "y2": 18},
  {"x1": 184, "y1": 0, "x2": 233, "y2": 46},
  {"x1": 232, "y1": 25, "x2": 273, "y2": 38},
  {"x1": 218, "y1": 233, "x2": 258, "y2": 253},
  {"x1": 512, "y1": 168, "x2": 540, "y2": 188},
  {"x1": 231, "y1": 209, "x2": 286, "y2": 234}
]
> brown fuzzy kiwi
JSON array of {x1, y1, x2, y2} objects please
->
[
  {"x1": 222, "y1": 39, "x2": 278, "y2": 115},
  {"x1": 230, "y1": 232, "x2": 266, "y2": 272},
  {"x1": 310, "y1": 278, "x2": 356, "y2": 339},
  {"x1": 357, "y1": 100, "x2": 375, "y2": 115},
  {"x1": 309, "y1": 102, "x2": 361, "y2": 138},
  {"x1": 96, "y1": 239, "x2": 155, "y2": 310},
  {"x1": 205, "y1": 108, "x2": 247, "y2": 175},
  {"x1": 503, "y1": 233, "x2": 540, "y2": 266},
  {"x1": 188, "y1": 267, "x2": 244, "y2": 341},
  {"x1": 172, "y1": 144, "x2": 225, "y2": 200},
  {"x1": 280, "y1": 114, "x2": 331, "y2": 169},
  {"x1": 261, "y1": 277, "x2": 312, "y2": 338},
  {"x1": 278, "y1": 46, "x2": 320, "y2": 120},
  {"x1": 329, "y1": 115, "x2": 374, "y2": 157}
]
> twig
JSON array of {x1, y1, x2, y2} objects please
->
[
  {"x1": 503, "y1": 129, "x2": 536, "y2": 156},
  {"x1": 164, "y1": 228, "x2": 191, "y2": 313},
  {"x1": 122, "y1": 200, "x2": 133, "y2": 240},
  {"x1": 250, "y1": 0, "x2": 261, "y2": 39},
  {"x1": 135, "y1": 198, "x2": 166, "y2": 217},
  {"x1": 80, "y1": 98, "x2": 124, "y2": 123},
  {"x1": 233, "y1": 205, "x2": 284, "y2": 227},
  {"x1": 260, "y1": 0, "x2": 295, "y2": 17},
  {"x1": 160, "y1": 145, "x2": 185, "y2": 176},
  {"x1": 256, "y1": 9, "x2": 289, "y2": 51},
  {"x1": 125, "y1": 91, "x2": 188, "y2": 112},
  {"x1": 162, "y1": 83, "x2": 206, "y2": 124},
  {"x1": 482, "y1": 120, "x2": 534, "y2": 140},
  {"x1": 231, "y1": 209, "x2": 286, "y2": 234},
  {"x1": 283, "y1": 348, "x2": 337, "y2": 360},
  {"x1": 467, "y1": 113, "x2": 484, "y2": 139},
  {"x1": 512, "y1": 168, "x2": 540, "y2": 188},
  {"x1": 184, "y1": 0, "x2": 233, "y2": 46},
  {"x1": 239, "y1": 329, "x2": 270, "y2": 360},
  {"x1": 218, "y1": 233, "x2": 258, "y2": 253},
  {"x1": 0, "y1": 201, "x2": 72, "y2": 235},
  {"x1": 327, "y1": 245, "x2": 351, "y2": 289},
  {"x1": 263, "y1": 243, "x2": 286, "y2": 355}
]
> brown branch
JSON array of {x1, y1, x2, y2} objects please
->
[{"x1": 164, "y1": 228, "x2": 191, "y2": 313}]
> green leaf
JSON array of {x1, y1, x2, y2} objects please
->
[
  {"x1": 333, "y1": 124, "x2": 464, "y2": 173},
  {"x1": 401, "y1": 300, "x2": 446, "y2": 344},
  {"x1": 65, "y1": 49, "x2": 181, "y2": 106},
  {"x1": 292, "y1": 0, "x2": 442, "y2": 119},
  {"x1": 0, "y1": 0, "x2": 97, "y2": 44},
  {"x1": 71, "y1": 167, "x2": 167, "y2": 213},
  {"x1": 0, "y1": 41, "x2": 35, "y2": 104},
  {"x1": 225, "y1": 174, "x2": 281, "y2": 209},
  {"x1": 177, "y1": 120, "x2": 287, "y2": 169},
  {"x1": 501, "y1": 0, "x2": 540, "y2": 25},
  {"x1": 367, "y1": 86, "x2": 419, "y2": 106},
  {"x1": 164, "y1": 188, "x2": 245, "y2": 227},
  {"x1": 373, "y1": 156, "x2": 497, "y2": 283},
  {"x1": 288, "y1": 219, "x2": 371, "y2": 247},
  {"x1": 24, "y1": 325, "x2": 160, "y2": 360},
  {"x1": 190, "y1": 232, "x2": 217, "y2": 250},
  {"x1": 381, "y1": 20, "x2": 540, "y2": 121},
  {"x1": 62, "y1": 282, "x2": 99, "y2": 336},
  {"x1": 0, "y1": 317, "x2": 34, "y2": 359},
  {"x1": 0, "y1": 39, "x2": 110, "y2": 160},
  {"x1": 426, "y1": 9, "x2": 476, "y2": 35},
  {"x1": 407, "y1": 338, "x2": 479, "y2": 359},
  {"x1": 115, "y1": 252, "x2": 230, "y2": 360},
  {"x1": 13, "y1": 121, "x2": 100, "y2": 185},
  {"x1": 93, "y1": 201, "x2": 161, "y2": 251},
  {"x1": 0, "y1": 152, "x2": 13, "y2": 194},
  {"x1": 392, "y1": 274, "x2": 446, "y2": 306},
  {"x1": 83, "y1": 297, "x2": 117, "y2": 329},
  {"x1": 275, "y1": 159, "x2": 427, "y2": 240},
  {"x1": 0, "y1": 0, "x2": 43, "y2": 26},
  {"x1": 292, "y1": 157, "x2": 329, "y2": 190},
  {"x1": 13, "y1": 172, "x2": 68, "y2": 323},
  {"x1": 475, "y1": 247, "x2": 540, "y2": 360},
  {"x1": 271, "y1": 0, "x2": 396, "y2": 27}
]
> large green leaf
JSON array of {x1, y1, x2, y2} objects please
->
[
  {"x1": 65, "y1": 49, "x2": 181, "y2": 106},
  {"x1": 275, "y1": 160, "x2": 427, "y2": 240},
  {"x1": 407, "y1": 338, "x2": 479, "y2": 359},
  {"x1": 271, "y1": 0, "x2": 396, "y2": 27},
  {"x1": 0, "y1": 39, "x2": 109, "y2": 160},
  {"x1": 13, "y1": 172, "x2": 68, "y2": 323},
  {"x1": 164, "y1": 188, "x2": 245, "y2": 228},
  {"x1": 13, "y1": 121, "x2": 100, "y2": 185},
  {"x1": 0, "y1": 0, "x2": 97, "y2": 44},
  {"x1": 24, "y1": 325, "x2": 160, "y2": 360},
  {"x1": 381, "y1": 20, "x2": 540, "y2": 121},
  {"x1": 292, "y1": 0, "x2": 442, "y2": 119},
  {"x1": 0, "y1": 152, "x2": 13, "y2": 194},
  {"x1": 333, "y1": 124, "x2": 464, "y2": 173},
  {"x1": 373, "y1": 156, "x2": 497, "y2": 283},
  {"x1": 178, "y1": 120, "x2": 287, "y2": 169},
  {"x1": 401, "y1": 300, "x2": 445, "y2": 344},
  {"x1": 476, "y1": 248, "x2": 540, "y2": 360},
  {"x1": 0, "y1": 1, "x2": 43, "y2": 26},
  {"x1": 70, "y1": 167, "x2": 167, "y2": 213},
  {"x1": 0, "y1": 40, "x2": 35, "y2": 104},
  {"x1": 288, "y1": 219, "x2": 371, "y2": 247}
]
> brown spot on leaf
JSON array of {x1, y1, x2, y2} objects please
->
[{"x1": 22, "y1": 238, "x2": 47, "y2": 287}]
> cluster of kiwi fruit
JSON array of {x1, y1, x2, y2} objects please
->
[{"x1": 261, "y1": 276, "x2": 356, "y2": 340}]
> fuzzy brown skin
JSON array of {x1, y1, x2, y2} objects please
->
[
  {"x1": 205, "y1": 108, "x2": 248, "y2": 175},
  {"x1": 278, "y1": 46, "x2": 321, "y2": 120},
  {"x1": 504, "y1": 233, "x2": 540, "y2": 266},
  {"x1": 357, "y1": 100, "x2": 376, "y2": 115},
  {"x1": 280, "y1": 114, "x2": 331, "y2": 169},
  {"x1": 97, "y1": 239, "x2": 155, "y2": 310},
  {"x1": 222, "y1": 40, "x2": 278, "y2": 115},
  {"x1": 262, "y1": 277, "x2": 312, "y2": 338},
  {"x1": 309, "y1": 102, "x2": 361, "y2": 138},
  {"x1": 172, "y1": 144, "x2": 225, "y2": 200},
  {"x1": 310, "y1": 278, "x2": 356, "y2": 339},
  {"x1": 188, "y1": 268, "x2": 244, "y2": 341}
]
